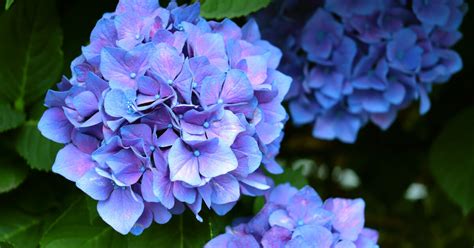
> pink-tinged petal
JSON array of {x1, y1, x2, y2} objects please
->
[
  {"x1": 38, "y1": 108, "x2": 73, "y2": 144},
  {"x1": 206, "y1": 110, "x2": 245, "y2": 146},
  {"x1": 236, "y1": 56, "x2": 267, "y2": 86},
  {"x1": 191, "y1": 32, "x2": 228, "y2": 71},
  {"x1": 150, "y1": 43, "x2": 184, "y2": 81},
  {"x1": 97, "y1": 188, "x2": 144, "y2": 235},
  {"x1": 261, "y1": 226, "x2": 292, "y2": 248},
  {"x1": 269, "y1": 209, "x2": 295, "y2": 230},
  {"x1": 168, "y1": 139, "x2": 202, "y2": 186},
  {"x1": 210, "y1": 174, "x2": 240, "y2": 204},
  {"x1": 198, "y1": 140, "x2": 238, "y2": 179},
  {"x1": 53, "y1": 144, "x2": 95, "y2": 182},
  {"x1": 76, "y1": 168, "x2": 113, "y2": 201},
  {"x1": 324, "y1": 198, "x2": 366, "y2": 241},
  {"x1": 220, "y1": 69, "x2": 254, "y2": 104},
  {"x1": 115, "y1": 12, "x2": 145, "y2": 50},
  {"x1": 231, "y1": 135, "x2": 262, "y2": 177}
]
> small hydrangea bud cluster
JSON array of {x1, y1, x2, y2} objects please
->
[
  {"x1": 38, "y1": 0, "x2": 291, "y2": 235},
  {"x1": 205, "y1": 183, "x2": 379, "y2": 248},
  {"x1": 256, "y1": 0, "x2": 467, "y2": 143}
]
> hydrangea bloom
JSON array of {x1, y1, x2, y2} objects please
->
[
  {"x1": 205, "y1": 183, "x2": 379, "y2": 248},
  {"x1": 256, "y1": 0, "x2": 467, "y2": 143},
  {"x1": 38, "y1": 0, "x2": 291, "y2": 235}
]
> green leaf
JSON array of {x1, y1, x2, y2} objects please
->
[
  {"x1": 4, "y1": 0, "x2": 14, "y2": 10},
  {"x1": 0, "y1": 0, "x2": 63, "y2": 111},
  {"x1": 0, "y1": 156, "x2": 28, "y2": 194},
  {"x1": 0, "y1": 208, "x2": 42, "y2": 248},
  {"x1": 40, "y1": 197, "x2": 127, "y2": 248},
  {"x1": 430, "y1": 107, "x2": 474, "y2": 214},
  {"x1": 0, "y1": 103, "x2": 25, "y2": 132},
  {"x1": 15, "y1": 121, "x2": 61, "y2": 171},
  {"x1": 200, "y1": 0, "x2": 271, "y2": 19}
]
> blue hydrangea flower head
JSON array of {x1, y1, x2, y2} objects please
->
[
  {"x1": 256, "y1": 0, "x2": 467, "y2": 143},
  {"x1": 38, "y1": 0, "x2": 291, "y2": 235},
  {"x1": 205, "y1": 183, "x2": 379, "y2": 248}
]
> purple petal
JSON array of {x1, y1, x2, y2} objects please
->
[
  {"x1": 324, "y1": 198, "x2": 366, "y2": 241},
  {"x1": 210, "y1": 174, "x2": 240, "y2": 204},
  {"x1": 149, "y1": 43, "x2": 184, "y2": 82},
  {"x1": 97, "y1": 188, "x2": 144, "y2": 235},
  {"x1": 38, "y1": 108, "x2": 73, "y2": 143},
  {"x1": 76, "y1": 168, "x2": 113, "y2": 201},
  {"x1": 198, "y1": 139, "x2": 238, "y2": 179},
  {"x1": 53, "y1": 144, "x2": 95, "y2": 182},
  {"x1": 168, "y1": 139, "x2": 202, "y2": 186}
]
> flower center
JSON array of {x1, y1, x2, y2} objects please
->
[
  {"x1": 217, "y1": 98, "x2": 224, "y2": 104},
  {"x1": 154, "y1": 94, "x2": 161, "y2": 99},
  {"x1": 167, "y1": 123, "x2": 173, "y2": 129},
  {"x1": 129, "y1": 72, "x2": 137, "y2": 79},
  {"x1": 193, "y1": 150, "x2": 201, "y2": 157},
  {"x1": 203, "y1": 121, "x2": 210, "y2": 129},
  {"x1": 192, "y1": 82, "x2": 197, "y2": 89},
  {"x1": 149, "y1": 145, "x2": 155, "y2": 152},
  {"x1": 167, "y1": 79, "x2": 173, "y2": 85},
  {"x1": 135, "y1": 34, "x2": 140, "y2": 40}
]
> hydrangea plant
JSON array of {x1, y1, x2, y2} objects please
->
[
  {"x1": 256, "y1": 0, "x2": 467, "y2": 143},
  {"x1": 205, "y1": 183, "x2": 379, "y2": 248},
  {"x1": 38, "y1": 0, "x2": 291, "y2": 235}
]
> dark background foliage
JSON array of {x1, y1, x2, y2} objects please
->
[{"x1": 0, "y1": 0, "x2": 472, "y2": 247}]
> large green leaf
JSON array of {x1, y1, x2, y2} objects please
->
[
  {"x1": 40, "y1": 197, "x2": 127, "y2": 248},
  {"x1": 0, "y1": 156, "x2": 28, "y2": 194},
  {"x1": 15, "y1": 121, "x2": 61, "y2": 171},
  {"x1": 430, "y1": 107, "x2": 474, "y2": 214},
  {"x1": 0, "y1": 103, "x2": 25, "y2": 132},
  {"x1": 0, "y1": 208, "x2": 42, "y2": 248},
  {"x1": 200, "y1": 0, "x2": 271, "y2": 19},
  {"x1": 0, "y1": 0, "x2": 63, "y2": 111}
]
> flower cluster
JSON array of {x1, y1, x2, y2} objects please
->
[
  {"x1": 256, "y1": 0, "x2": 467, "y2": 143},
  {"x1": 205, "y1": 183, "x2": 379, "y2": 248},
  {"x1": 38, "y1": 0, "x2": 291, "y2": 235}
]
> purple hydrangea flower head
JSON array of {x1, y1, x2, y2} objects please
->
[
  {"x1": 256, "y1": 0, "x2": 467, "y2": 143},
  {"x1": 205, "y1": 183, "x2": 379, "y2": 248},
  {"x1": 38, "y1": 0, "x2": 291, "y2": 235}
]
